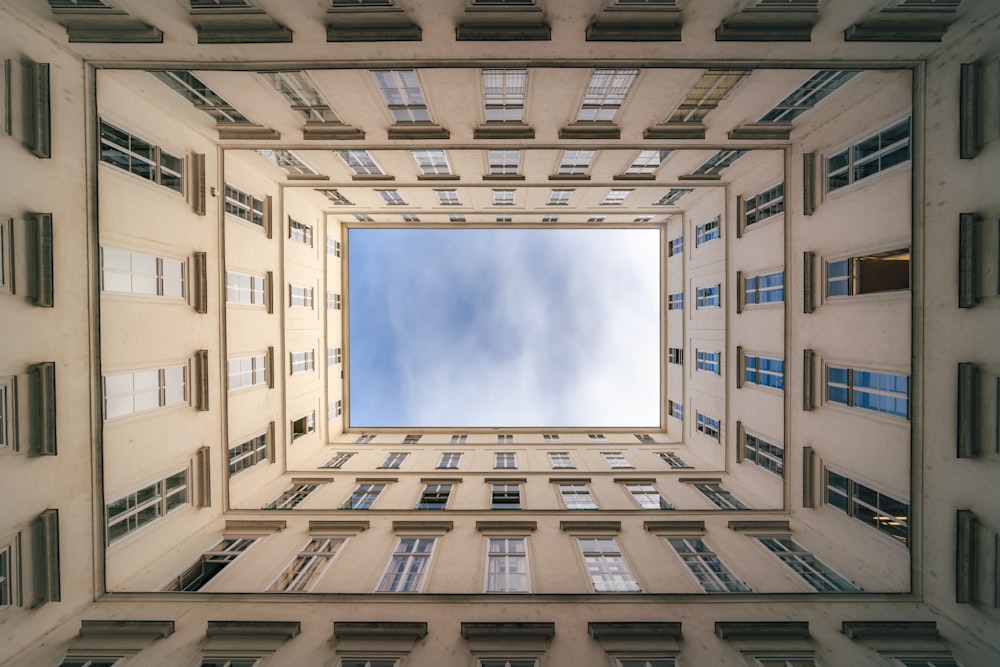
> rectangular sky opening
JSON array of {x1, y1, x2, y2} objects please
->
[{"x1": 347, "y1": 227, "x2": 661, "y2": 428}]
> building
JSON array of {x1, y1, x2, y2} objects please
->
[{"x1": 1, "y1": 0, "x2": 998, "y2": 665}]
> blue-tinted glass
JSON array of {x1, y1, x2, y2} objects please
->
[
  {"x1": 881, "y1": 145, "x2": 910, "y2": 170},
  {"x1": 828, "y1": 150, "x2": 849, "y2": 172},
  {"x1": 827, "y1": 367, "x2": 848, "y2": 384},
  {"x1": 854, "y1": 390, "x2": 879, "y2": 411},
  {"x1": 887, "y1": 373, "x2": 909, "y2": 394},
  {"x1": 828, "y1": 386, "x2": 848, "y2": 404},
  {"x1": 828, "y1": 173, "x2": 850, "y2": 191},
  {"x1": 853, "y1": 370, "x2": 878, "y2": 388},
  {"x1": 854, "y1": 135, "x2": 880, "y2": 160},
  {"x1": 828, "y1": 260, "x2": 849, "y2": 278}
]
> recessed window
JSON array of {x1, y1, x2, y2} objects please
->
[
  {"x1": 602, "y1": 451, "x2": 632, "y2": 468},
  {"x1": 289, "y1": 218, "x2": 313, "y2": 246},
  {"x1": 656, "y1": 189, "x2": 691, "y2": 205},
  {"x1": 436, "y1": 190, "x2": 461, "y2": 205},
  {"x1": 496, "y1": 216, "x2": 512, "y2": 223},
  {"x1": 371, "y1": 70, "x2": 432, "y2": 123},
  {"x1": 322, "y1": 451, "x2": 355, "y2": 468},
  {"x1": 354, "y1": 213, "x2": 374, "y2": 222},
  {"x1": 577, "y1": 68, "x2": 639, "y2": 122},
  {"x1": 224, "y1": 183, "x2": 264, "y2": 226},
  {"x1": 345, "y1": 483, "x2": 385, "y2": 509},
  {"x1": 548, "y1": 451, "x2": 574, "y2": 468},
  {"x1": 668, "y1": 537, "x2": 749, "y2": 592},
  {"x1": 260, "y1": 70, "x2": 340, "y2": 123},
  {"x1": 450, "y1": 215, "x2": 467, "y2": 223},
  {"x1": 667, "y1": 293, "x2": 683, "y2": 310},
  {"x1": 403, "y1": 434, "x2": 421, "y2": 444},
  {"x1": 150, "y1": 70, "x2": 250, "y2": 124},
  {"x1": 696, "y1": 350, "x2": 721, "y2": 375},
  {"x1": 106, "y1": 470, "x2": 188, "y2": 543},
  {"x1": 559, "y1": 483, "x2": 598, "y2": 509},
  {"x1": 625, "y1": 149, "x2": 670, "y2": 174},
  {"x1": 336, "y1": 149, "x2": 383, "y2": 175},
  {"x1": 328, "y1": 400, "x2": 342, "y2": 419},
  {"x1": 100, "y1": 247, "x2": 185, "y2": 299},
  {"x1": 289, "y1": 350, "x2": 315, "y2": 374},
  {"x1": 377, "y1": 538, "x2": 436, "y2": 592},
  {"x1": 328, "y1": 347, "x2": 342, "y2": 365},
  {"x1": 497, "y1": 434, "x2": 513, "y2": 444},
  {"x1": 557, "y1": 149, "x2": 594, "y2": 175},
  {"x1": 634, "y1": 433, "x2": 654, "y2": 443},
  {"x1": 377, "y1": 189, "x2": 407, "y2": 205},
  {"x1": 695, "y1": 482, "x2": 748, "y2": 509},
  {"x1": 744, "y1": 271, "x2": 784, "y2": 305},
  {"x1": 269, "y1": 537, "x2": 345, "y2": 591},
  {"x1": 695, "y1": 411, "x2": 720, "y2": 441},
  {"x1": 695, "y1": 284, "x2": 720, "y2": 308},
  {"x1": 633, "y1": 216, "x2": 653, "y2": 223},
  {"x1": 290, "y1": 412, "x2": 315, "y2": 440},
  {"x1": 827, "y1": 118, "x2": 910, "y2": 192},
  {"x1": 491, "y1": 483, "x2": 521, "y2": 510},
  {"x1": 486, "y1": 537, "x2": 529, "y2": 592},
  {"x1": 402, "y1": 214, "x2": 421, "y2": 222},
  {"x1": 601, "y1": 189, "x2": 632, "y2": 205},
  {"x1": 438, "y1": 452, "x2": 462, "y2": 468},
  {"x1": 657, "y1": 451, "x2": 688, "y2": 468},
  {"x1": 667, "y1": 400, "x2": 683, "y2": 421},
  {"x1": 759, "y1": 69, "x2": 858, "y2": 123},
  {"x1": 745, "y1": 183, "x2": 784, "y2": 228},
  {"x1": 668, "y1": 347, "x2": 683, "y2": 364},
  {"x1": 695, "y1": 217, "x2": 720, "y2": 246},
  {"x1": 327, "y1": 292, "x2": 342, "y2": 310},
  {"x1": 488, "y1": 149, "x2": 520, "y2": 175},
  {"x1": 482, "y1": 68, "x2": 526, "y2": 123},
  {"x1": 577, "y1": 537, "x2": 639, "y2": 591},
  {"x1": 826, "y1": 248, "x2": 910, "y2": 297},
  {"x1": 257, "y1": 149, "x2": 317, "y2": 176},
  {"x1": 162, "y1": 537, "x2": 257, "y2": 591},
  {"x1": 495, "y1": 451, "x2": 516, "y2": 468},
  {"x1": 99, "y1": 120, "x2": 183, "y2": 192},
  {"x1": 825, "y1": 470, "x2": 909, "y2": 546},
  {"x1": 226, "y1": 271, "x2": 266, "y2": 306},
  {"x1": 416, "y1": 484, "x2": 452, "y2": 510},
  {"x1": 493, "y1": 189, "x2": 516, "y2": 205},
  {"x1": 744, "y1": 432, "x2": 784, "y2": 477},
  {"x1": 317, "y1": 188, "x2": 353, "y2": 205},
  {"x1": 0, "y1": 543, "x2": 13, "y2": 607},
  {"x1": 355, "y1": 433, "x2": 375, "y2": 444},
  {"x1": 412, "y1": 149, "x2": 451, "y2": 175},
  {"x1": 693, "y1": 149, "x2": 747, "y2": 176},
  {"x1": 542, "y1": 215, "x2": 560, "y2": 222},
  {"x1": 587, "y1": 216, "x2": 606, "y2": 223},
  {"x1": 103, "y1": 365, "x2": 187, "y2": 420},
  {"x1": 826, "y1": 366, "x2": 909, "y2": 419},
  {"x1": 668, "y1": 236, "x2": 684, "y2": 256},
  {"x1": 667, "y1": 69, "x2": 749, "y2": 123},
  {"x1": 745, "y1": 354, "x2": 784, "y2": 390},
  {"x1": 757, "y1": 537, "x2": 859, "y2": 592},
  {"x1": 227, "y1": 354, "x2": 266, "y2": 391},
  {"x1": 289, "y1": 284, "x2": 313, "y2": 308},
  {"x1": 625, "y1": 483, "x2": 673, "y2": 509},
  {"x1": 451, "y1": 434, "x2": 468, "y2": 444},
  {"x1": 379, "y1": 451, "x2": 409, "y2": 468},
  {"x1": 588, "y1": 433, "x2": 607, "y2": 442}
]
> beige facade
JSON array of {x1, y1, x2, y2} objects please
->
[{"x1": 1, "y1": 0, "x2": 999, "y2": 665}]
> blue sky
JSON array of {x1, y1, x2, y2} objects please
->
[{"x1": 348, "y1": 228, "x2": 661, "y2": 427}]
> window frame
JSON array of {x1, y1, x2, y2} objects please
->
[
  {"x1": 824, "y1": 363, "x2": 909, "y2": 420},
  {"x1": 548, "y1": 451, "x2": 574, "y2": 468},
  {"x1": 161, "y1": 536, "x2": 258, "y2": 592},
  {"x1": 624, "y1": 482, "x2": 673, "y2": 510},
  {"x1": 482, "y1": 68, "x2": 527, "y2": 124},
  {"x1": 694, "y1": 482, "x2": 748, "y2": 509},
  {"x1": 379, "y1": 451, "x2": 409, "y2": 469},
  {"x1": 490, "y1": 483, "x2": 522, "y2": 510},
  {"x1": 695, "y1": 284, "x2": 721, "y2": 308},
  {"x1": 344, "y1": 483, "x2": 386, "y2": 510},
  {"x1": 743, "y1": 269, "x2": 785, "y2": 307},
  {"x1": 558, "y1": 483, "x2": 598, "y2": 510},
  {"x1": 105, "y1": 468, "x2": 189, "y2": 545},
  {"x1": 371, "y1": 69, "x2": 433, "y2": 124},
  {"x1": 102, "y1": 364, "x2": 188, "y2": 421},
  {"x1": 494, "y1": 451, "x2": 517, "y2": 469},
  {"x1": 824, "y1": 247, "x2": 911, "y2": 300},
  {"x1": 0, "y1": 376, "x2": 17, "y2": 453},
  {"x1": 742, "y1": 430, "x2": 784, "y2": 477},
  {"x1": 576, "y1": 536, "x2": 640, "y2": 592},
  {"x1": 575, "y1": 68, "x2": 639, "y2": 123},
  {"x1": 825, "y1": 116, "x2": 911, "y2": 195},
  {"x1": 228, "y1": 430, "x2": 270, "y2": 476},
  {"x1": 743, "y1": 182, "x2": 785, "y2": 230},
  {"x1": 226, "y1": 353, "x2": 267, "y2": 392},
  {"x1": 694, "y1": 217, "x2": 721, "y2": 246},
  {"x1": 225, "y1": 270, "x2": 267, "y2": 308},
  {"x1": 743, "y1": 353, "x2": 784, "y2": 391},
  {"x1": 437, "y1": 452, "x2": 463, "y2": 469},
  {"x1": 484, "y1": 536, "x2": 531, "y2": 593},
  {"x1": 263, "y1": 483, "x2": 318, "y2": 510},
  {"x1": 376, "y1": 537, "x2": 436, "y2": 593},
  {"x1": 100, "y1": 246, "x2": 187, "y2": 300},
  {"x1": 695, "y1": 349, "x2": 721, "y2": 375},
  {"x1": 99, "y1": 119, "x2": 184, "y2": 194},
  {"x1": 267, "y1": 536, "x2": 346, "y2": 592},
  {"x1": 288, "y1": 218, "x2": 314, "y2": 247},
  {"x1": 824, "y1": 468, "x2": 909, "y2": 546},
  {"x1": 224, "y1": 182, "x2": 265, "y2": 227},
  {"x1": 667, "y1": 536, "x2": 750, "y2": 592},
  {"x1": 695, "y1": 411, "x2": 720, "y2": 441},
  {"x1": 755, "y1": 536, "x2": 859, "y2": 592},
  {"x1": 290, "y1": 411, "x2": 316, "y2": 441},
  {"x1": 322, "y1": 451, "x2": 356, "y2": 469}
]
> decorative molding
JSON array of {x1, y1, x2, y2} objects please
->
[
  {"x1": 195, "y1": 445, "x2": 211, "y2": 508},
  {"x1": 387, "y1": 124, "x2": 450, "y2": 140},
  {"x1": 194, "y1": 349, "x2": 209, "y2": 412},
  {"x1": 333, "y1": 621, "x2": 427, "y2": 640},
  {"x1": 206, "y1": 620, "x2": 300, "y2": 640},
  {"x1": 26, "y1": 212, "x2": 53, "y2": 307},
  {"x1": 802, "y1": 152, "x2": 816, "y2": 215},
  {"x1": 715, "y1": 621, "x2": 810, "y2": 639},
  {"x1": 460, "y1": 622, "x2": 554, "y2": 640},
  {"x1": 802, "y1": 446, "x2": 815, "y2": 508},
  {"x1": 841, "y1": 621, "x2": 939, "y2": 641},
  {"x1": 644, "y1": 520, "x2": 705, "y2": 535},
  {"x1": 391, "y1": 520, "x2": 453, "y2": 533},
  {"x1": 716, "y1": 4, "x2": 818, "y2": 42},
  {"x1": 79, "y1": 620, "x2": 174, "y2": 640},
  {"x1": 195, "y1": 18, "x2": 292, "y2": 44},
  {"x1": 844, "y1": 17, "x2": 954, "y2": 42},
  {"x1": 728, "y1": 123, "x2": 791, "y2": 140},
  {"x1": 303, "y1": 124, "x2": 365, "y2": 140},
  {"x1": 559, "y1": 520, "x2": 620, "y2": 534},
  {"x1": 677, "y1": 173, "x2": 721, "y2": 182},
  {"x1": 958, "y1": 213, "x2": 980, "y2": 308},
  {"x1": 547, "y1": 477, "x2": 591, "y2": 484},
  {"x1": 265, "y1": 270, "x2": 274, "y2": 312},
  {"x1": 190, "y1": 153, "x2": 206, "y2": 215},
  {"x1": 24, "y1": 63, "x2": 50, "y2": 158},
  {"x1": 802, "y1": 251, "x2": 815, "y2": 313},
  {"x1": 50, "y1": 6, "x2": 163, "y2": 44},
  {"x1": 735, "y1": 348, "x2": 745, "y2": 389},
  {"x1": 217, "y1": 125, "x2": 281, "y2": 141},
  {"x1": 475, "y1": 520, "x2": 537, "y2": 533},
  {"x1": 263, "y1": 196, "x2": 273, "y2": 240},
  {"x1": 735, "y1": 270, "x2": 744, "y2": 313},
  {"x1": 802, "y1": 349, "x2": 815, "y2": 411},
  {"x1": 484, "y1": 477, "x2": 526, "y2": 483},
  {"x1": 735, "y1": 198, "x2": 745, "y2": 240},
  {"x1": 224, "y1": 519, "x2": 286, "y2": 534},
  {"x1": 727, "y1": 520, "x2": 790, "y2": 534},
  {"x1": 327, "y1": 23, "x2": 422, "y2": 42},
  {"x1": 956, "y1": 509, "x2": 978, "y2": 603},
  {"x1": 308, "y1": 520, "x2": 370, "y2": 534},
  {"x1": 586, "y1": 18, "x2": 681, "y2": 42},
  {"x1": 192, "y1": 252, "x2": 208, "y2": 314},
  {"x1": 678, "y1": 477, "x2": 721, "y2": 485},
  {"x1": 960, "y1": 62, "x2": 984, "y2": 159},
  {"x1": 27, "y1": 362, "x2": 56, "y2": 456},
  {"x1": 588, "y1": 621, "x2": 682, "y2": 640},
  {"x1": 31, "y1": 509, "x2": 60, "y2": 605},
  {"x1": 957, "y1": 363, "x2": 978, "y2": 458},
  {"x1": 559, "y1": 123, "x2": 620, "y2": 140},
  {"x1": 474, "y1": 124, "x2": 535, "y2": 140},
  {"x1": 456, "y1": 22, "x2": 551, "y2": 41},
  {"x1": 643, "y1": 123, "x2": 705, "y2": 140}
]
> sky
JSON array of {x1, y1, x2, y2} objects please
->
[{"x1": 348, "y1": 228, "x2": 661, "y2": 428}]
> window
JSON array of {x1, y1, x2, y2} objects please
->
[
  {"x1": 758, "y1": 537, "x2": 859, "y2": 592},
  {"x1": 559, "y1": 484, "x2": 598, "y2": 510},
  {"x1": 345, "y1": 483, "x2": 384, "y2": 509},
  {"x1": 226, "y1": 271, "x2": 266, "y2": 306},
  {"x1": 322, "y1": 451, "x2": 355, "y2": 469},
  {"x1": 328, "y1": 348, "x2": 342, "y2": 366},
  {"x1": 547, "y1": 189, "x2": 573, "y2": 205},
  {"x1": 588, "y1": 433, "x2": 607, "y2": 442},
  {"x1": 329, "y1": 400, "x2": 342, "y2": 419},
  {"x1": 668, "y1": 236, "x2": 684, "y2": 256},
  {"x1": 826, "y1": 248, "x2": 910, "y2": 297},
  {"x1": 378, "y1": 189, "x2": 407, "y2": 205},
  {"x1": 696, "y1": 350, "x2": 721, "y2": 374},
  {"x1": 542, "y1": 434, "x2": 560, "y2": 442},
  {"x1": 495, "y1": 451, "x2": 516, "y2": 468},
  {"x1": 451, "y1": 434, "x2": 468, "y2": 444},
  {"x1": 695, "y1": 284, "x2": 721, "y2": 308},
  {"x1": 602, "y1": 452, "x2": 632, "y2": 468},
  {"x1": 99, "y1": 120, "x2": 183, "y2": 192},
  {"x1": 318, "y1": 188, "x2": 353, "y2": 205},
  {"x1": 745, "y1": 183, "x2": 784, "y2": 228},
  {"x1": 667, "y1": 292, "x2": 683, "y2": 310},
  {"x1": 695, "y1": 217, "x2": 720, "y2": 246},
  {"x1": 752, "y1": 659, "x2": 819, "y2": 667},
  {"x1": 380, "y1": 452, "x2": 409, "y2": 468},
  {"x1": 416, "y1": 484, "x2": 452, "y2": 510},
  {"x1": 745, "y1": 354, "x2": 784, "y2": 390},
  {"x1": 497, "y1": 434, "x2": 513, "y2": 444},
  {"x1": 151, "y1": 70, "x2": 249, "y2": 124},
  {"x1": 667, "y1": 69, "x2": 749, "y2": 123},
  {"x1": 496, "y1": 216, "x2": 512, "y2": 223},
  {"x1": 668, "y1": 537, "x2": 749, "y2": 592},
  {"x1": 744, "y1": 271, "x2": 784, "y2": 305},
  {"x1": 58, "y1": 658, "x2": 127, "y2": 667},
  {"x1": 289, "y1": 350, "x2": 315, "y2": 374},
  {"x1": 438, "y1": 452, "x2": 462, "y2": 468},
  {"x1": 338, "y1": 661, "x2": 398, "y2": 667},
  {"x1": 617, "y1": 660, "x2": 677, "y2": 667},
  {"x1": 371, "y1": 69, "x2": 431, "y2": 123},
  {"x1": 601, "y1": 189, "x2": 632, "y2": 205},
  {"x1": 695, "y1": 483, "x2": 748, "y2": 509},
  {"x1": 450, "y1": 215, "x2": 467, "y2": 223},
  {"x1": 695, "y1": 411, "x2": 720, "y2": 440},
  {"x1": 412, "y1": 149, "x2": 451, "y2": 175},
  {"x1": 542, "y1": 215, "x2": 560, "y2": 222},
  {"x1": 355, "y1": 433, "x2": 375, "y2": 444},
  {"x1": 269, "y1": 537, "x2": 345, "y2": 592},
  {"x1": 377, "y1": 538, "x2": 435, "y2": 592},
  {"x1": 263, "y1": 483, "x2": 317, "y2": 510},
  {"x1": 577, "y1": 68, "x2": 638, "y2": 122},
  {"x1": 486, "y1": 537, "x2": 529, "y2": 592},
  {"x1": 354, "y1": 213, "x2": 374, "y2": 222},
  {"x1": 227, "y1": 354, "x2": 266, "y2": 392},
  {"x1": 893, "y1": 659, "x2": 960, "y2": 667},
  {"x1": 103, "y1": 365, "x2": 187, "y2": 420},
  {"x1": 492, "y1": 189, "x2": 515, "y2": 206},
  {"x1": 577, "y1": 538, "x2": 639, "y2": 591},
  {"x1": 224, "y1": 184, "x2": 264, "y2": 226},
  {"x1": 336, "y1": 149, "x2": 383, "y2": 175},
  {"x1": 106, "y1": 470, "x2": 188, "y2": 544},
  {"x1": 587, "y1": 216, "x2": 606, "y2": 223},
  {"x1": 401, "y1": 214, "x2": 421, "y2": 222},
  {"x1": 826, "y1": 366, "x2": 909, "y2": 419},
  {"x1": 744, "y1": 432, "x2": 784, "y2": 477},
  {"x1": 488, "y1": 149, "x2": 520, "y2": 175},
  {"x1": 657, "y1": 451, "x2": 688, "y2": 468},
  {"x1": 100, "y1": 247, "x2": 185, "y2": 299},
  {"x1": 491, "y1": 484, "x2": 521, "y2": 510},
  {"x1": 229, "y1": 432, "x2": 268, "y2": 476},
  {"x1": 625, "y1": 483, "x2": 673, "y2": 510},
  {"x1": 668, "y1": 347, "x2": 683, "y2": 364},
  {"x1": 260, "y1": 70, "x2": 339, "y2": 123},
  {"x1": 0, "y1": 544, "x2": 12, "y2": 606},
  {"x1": 288, "y1": 218, "x2": 313, "y2": 246},
  {"x1": 625, "y1": 149, "x2": 670, "y2": 174},
  {"x1": 656, "y1": 189, "x2": 691, "y2": 205},
  {"x1": 403, "y1": 434, "x2": 421, "y2": 444},
  {"x1": 436, "y1": 190, "x2": 461, "y2": 206},
  {"x1": 693, "y1": 149, "x2": 747, "y2": 175},
  {"x1": 635, "y1": 433, "x2": 654, "y2": 443},
  {"x1": 557, "y1": 150, "x2": 594, "y2": 175},
  {"x1": 163, "y1": 537, "x2": 257, "y2": 591},
  {"x1": 327, "y1": 292, "x2": 342, "y2": 310},
  {"x1": 482, "y1": 68, "x2": 526, "y2": 122},
  {"x1": 256, "y1": 149, "x2": 317, "y2": 176},
  {"x1": 826, "y1": 470, "x2": 909, "y2": 545},
  {"x1": 760, "y1": 70, "x2": 858, "y2": 123},
  {"x1": 633, "y1": 216, "x2": 653, "y2": 223},
  {"x1": 291, "y1": 412, "x2": 315, "y2": 440},
  {"x1": 548, "y1": 451, "x2": 574, "y2": 468},
  {"x1": 827, "y1": 118, "x2": 910, "y2": 192},
  {"x1": 289, "y1": 284, "x2": 313, "y2": 308},
  {"x1": 666, "y1": 400, "x2": 683, "y2": 421}
]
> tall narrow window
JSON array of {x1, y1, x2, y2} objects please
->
[
  {"x1": 371, "y1": 70, "x2": 431, "y2": 123},
  {"x1": 625, "y1": 149, "x2": 670, "y2": 174},
  {"x1": 412, "y1": 149, "x2": 451, "y2": 175},
  {"x1": 657, "y1": 451, "x2": 688, "y2": 468},
  {"x1": 482, "y1": 68, "x2": 526, "y2": 123},
  {"x1": 668, "y1": 236, "x2": 684, "y2": 256},
  {"x1": 744, "y1": 433, "x2": 784, "y2": 477},
  {"x1": 695, "y1": 350, "x2": 721, "y2": 375},
  {"x1": 380, "y1": 452, "x2": 409, "y2": 469},
  {"x1": 695, "y1": 483, "x2": 748, "y2": 509},
  {"x1": 162, "y1": 538, "x2": 257, "y2": 591},
  {"x1": 827, "y1": 118, "x2": 910, "y2": 192},
  {"x1": 548, "y1": 452, "x2": 574, "y2": 468},
  {"x1": 106, "y1": 470, "x2": 188, "y2": 543},
  {"x1": 559, "y1": 484, "x2": 598, "y2": 510},
  {"x1": 826, "y1": 470, "x2": 909, "y2": 545},
  {"x1": 378, "y1": 189, "x2": 407, "y2": 206},
  {"x1": 757, "y1": 537, "x2": 859, "y2": 591},
  {"x1": 557, "y1": 150, "x2": 594, "y2": 175},
  {"x1": 288, "y1": 219, "x2": 313, "y2": 246},
  {"x1": 488, "y1": 149, "x2": 520, "y2": 175},
  {"x1": 344, "y1": 483, "x2": 385, "y2": 510},
  {"x1": 263, "y1": 483, "x2": 317, "y2": 510},
  {"x1": 377, "y1": 538, "x2": 435, "y2": 592},
  {"x1": 495, "y1": 451, "x2": 516, "y2": 469},
  {"x1": 416, "y1": 484, "x2": 452, "y2": 510},
  {"x1": 150, "y1": 70, "x2": 251, "y2": 124},
  {"x1": 322, "y1": 451, "x2": 356, "y2": 469},
  {"x1": 826, "y1": 249, "x2": 910, "y2": 297},
  {"x1": 602, "y1": 452, "x2": 632, "y2": 468},
  {"x1": 668, "y1": 537, "x2": 749, "y2": 592},
  {"x1": 336, "y1": 149, "x2": 383, "y2": 175},
  {"x1": 100, "y1": 247, "x2": 185, "y2": 298},
  {"x1": 744, "y1": 271, "x2": 784, "y2": 305},
  {"x1": 228, "y1": 432, "x2": 268, "y2": 476},
  {"x1": 826, "y1": 366, "x2": 909, "y2": 419},
  {"x1": 289, "y1": 350, "x2": 315, "y2": 374},
  {"x1": 103, "y1": 366, "x2": 187, "y2": 420},
  {"x1": 576, "y1": 69, "x2": 639, "y2": 122},
  {"x1": 667, "y1": 400, "x2": 683, "y2": 421},
  {"x1": 260, "y1": 70, "x2": 340, "y2": 123},
  {"x1": 226, "y1": 271, "x2": 266, "y2": 306},
  {"x1": 695, "y1": 217, "x2": 720, "y2": 246},
  {"x1": 269, "y1": 537, "x2": 345, "y2": 592},
  {"x1": 695, "y1": 284, "x2": 721, "y2": 308},
  {"x1": 290, "y1": 412, "x2": 315, "y2": 440},
  {"x1": 577, "y1": 538, "x2": 640, "y2": 591},
  {"x1": 625, "y1": 483, "x2": 673, "y2": 510},
  {"x1": 99, "y1": 120, "x2": 183, "y2": 192},
  {"x1": 486, "y1": 537, "x2": 529, "y2": 592},
  {"x1": 491, "y1": 484, "x2": 521, "y2": 510}
]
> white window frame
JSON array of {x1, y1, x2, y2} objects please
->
[
  {"x1": 825, "y1": 116, "x2": 911, "y2": 195},
  {"x1": 493, "y1": 189, "x2": 516, "y2": 206},
  {"x1": 576, "y1": 537, "x2": 640, "y2": 592},
  {"x1": 264, "y1": 483, "x2": 318, "y2": 509},
  {"x1": 667, "y1": 536, "x2": 750, "y2": 592},
  {"x1": 106, "y1": 469, "x2": 189, "y2": 545},
  {"x1": 103, "y1": 364, "x2": 188, "y2": 420},
  {"x1": 485, "y1": 537, "x2": 530, "y2": 592},
  {"x1": 695, "y1": 217, "x2": 721, "y2": 246},
  {"x1": 547, "y1": 189, "x2": 573, "y2": 205},
  {"x1": 261, "y1": 70, "x2": 340, "y2": 123},
  {"x1": 624, "y1": 483, "x2": 673, "y2": 510},
  {"x1": 438, "y1": 452, "x2": 462, "y2": 468},
  {"x1": 100, "y1": 246, "x2": 186, "y2": 300},
  {"x1": 559, "y1": 483, "x2": 598, "y2": 510},
  {"x1": 557, "y1": 149, "x2": 594, "y2": 175},
  {"x1": 227, "y1": 353, "x2": 267, "y2": 391},
  {"x1": 336, "y1": 149, "x2": 384, "y2": 175},
  {"x1": 602, "y1": 451, "x2": 632, "y2": 468},
  {"x1": 289, "y1": 284, "x2": 314, "y2": 308},
  {"x1": 576, "y1": 68, "x2": 639, "y2": 122},
  {"x1": 290, "y1": 412, "x2": 316, "y2": 441},
  {"x1": 345, "y1": 483, "x2": 385, "y2": 509},
  {"x1": 601, "y1": 188, "x2": 632, "y2": 205},
  {"x1": 288, "y1": 218, "x2": 314, "y2": 246},
  {"x1": 488, "y1": 149, "x2": 520, "y2": 175},
  {"x1": 694, "y1": 482, "x2": 748, "y2": 509},
  {"x1": 322, "y1": 451, "x2": 356, "y2": 469},
  {"x1": 289, "y1": 350, "x2": 315, "y2": 374},
  {"x1": 224, "y1": 183, "x2": 265, "y2": 227},
  {"x1": 371, "y1": 69, "x2": 432, "y2": 124},
  {"x1": 494, "y1": 451, "x2": 517, "y2": 469},
  {"x1": 376, "y1": 537, "x2": 436, "y2": 592},
  {"x1": 257, "y1": 149, "x2": 317, "y2": 176},
  {"x1": 226, "y1": 270, "x2": 267, "y2": 307},
  {"x1": 378, "y1": 189, "x2": 407, "y2": 206},
  {"x1": 548, "y1": 451, "x2": 574, "y2": 468},
  {"x1": 412, "y1": 149, "x2": 451, "y2": 175},
  {"x1": 482, "y1": 68, "x2": 526, "y2": 123},
  {"x1": 268, "y1": 537, "x2": 346, "y2": 592},
  {"x1": 380, "y1": 451, "x2": 409, "y2": 468},
  {"x1": 99, "y1": 119, "x2": 184, "y2": 193},
  {"x1": 756, "y1": 536, "x2": 859, "y2": 592}
]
